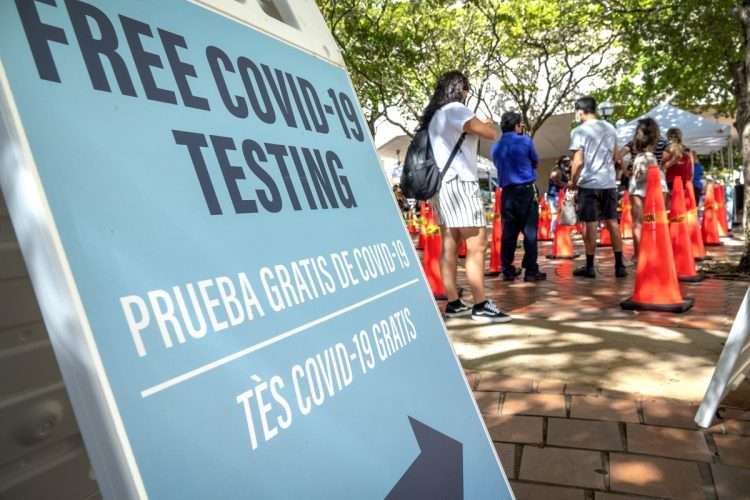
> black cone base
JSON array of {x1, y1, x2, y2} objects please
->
[
  {"x1": 679, "y1": 273, "x2": 705, "y2": 283},
  {"x1": 620, "y1": 296, "x2": 694, "y2": 313},
  {"x1": 546, "y1": 254, "x2": 580, "y2": 260},
  {"x1": 434, "y1": 293, "x2": 448, "y2": 301},
  {"x1": 705, "y1": 242, "x2": 723, "y2": 247},
  {"x1": 484, "y1": 271, "x2": 502, "y2": 277}
]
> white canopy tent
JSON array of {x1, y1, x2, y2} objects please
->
[
  {"x1": 616, "y1": 103, "x2": 732, "y2": 155},
  {"x1": 476, "y1": 156, "x2": 497, "y2": 178},
  {"x1": 388, "y1": 163, "x2": 402, "y2": 185}
]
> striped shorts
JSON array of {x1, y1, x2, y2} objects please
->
[{"x1": 433, "y1": 178, "x2": 485, "y2": 228}]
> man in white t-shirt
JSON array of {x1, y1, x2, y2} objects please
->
[{"x1": 567, "y1": 96, "x2": 627, "y2": 279}]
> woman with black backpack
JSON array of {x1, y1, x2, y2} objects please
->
[{"x1": 420, "y1": 71, "x2": 511, "y2": 323}]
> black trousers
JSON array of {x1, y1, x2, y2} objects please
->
[{"x1": 501, "y1": 183, "x2": 539, "y2": 276}]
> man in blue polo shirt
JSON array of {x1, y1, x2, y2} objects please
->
[{"x1": 492, "y1": 112, "x2": 546, "y2": 282}]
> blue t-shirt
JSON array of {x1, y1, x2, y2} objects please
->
[
  {"x1": 492, "y1": 132, "x2": 539, "y2": 188},
  {"x1": 693, "y1": 162, "x2": 704, "y2": 189}
]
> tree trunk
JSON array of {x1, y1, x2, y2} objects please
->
[
  {"x1": 736, "y1": 4, "x2": 750, "y2": 271},
  {"x1": 740, "y1": 117, "x2": 750, "y2": 272}
]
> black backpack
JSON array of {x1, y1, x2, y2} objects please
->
[{"x1": 400, "y1": 128, "x2": 466, "y2": 201}]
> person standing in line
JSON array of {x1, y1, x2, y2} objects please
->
[
  {"x1": 619, "y1": 161, "x2": 633, "y2": 196},
  {"x1": 547, "y1": 156, "x2": 570, "y2": 233},
  {"x1": 421, "y1": 71, "x2": 511, "y2": 323},
  {"x1": 692, "y1": 151, "x2": 705, "y2": 201},
  {"x1": 492, "y1": 112, "x2": 547, "y2": 282},
  {"x1": 392, "y1": 185, "x2": 409, "y2": 215},
  {"x1": 621, "y1": 130, "x2": 668, "y2": 167},
  {"x1": 628, "y1": 118, "x2": 669, "y2": 261},
  {"x1": 723, "y1": 176, "x2": 734, "y2": 230},
  {"x1": 663, "y1": 127, "x2": 693, "y2": 192},
  {"x1": 567, "y1": 96, "x2": 627, "y2": 278}
]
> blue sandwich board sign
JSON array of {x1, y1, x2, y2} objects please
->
[{"x1": 0, "y1": 1, "x2": 513, "y2": 498}]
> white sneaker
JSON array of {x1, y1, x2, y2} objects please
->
[{"x1": 471, "y1": 300, "x2": 512, "y2": 323}]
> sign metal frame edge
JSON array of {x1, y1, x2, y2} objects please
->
[
  {"x1": 695, "y1": 285, "x2": 750, "y2": 428},
  {"x1": 0, "y1": 61, "x2": 148, "y2": 499}
]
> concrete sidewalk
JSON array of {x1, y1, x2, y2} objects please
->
[{"x1": 441, "y1": 235, "x2": 750, "y2": 499}]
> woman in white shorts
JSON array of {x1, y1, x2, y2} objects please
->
[
  {"x1": 420, "y1": 71, "x2": 511, "y2": 323},
  {"x1": 628, "y1": 117, "x2": 668, "y2": 261}
]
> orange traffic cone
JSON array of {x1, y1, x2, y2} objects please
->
[
  {"x1": 486, "y1": 188, "x2": 503, "y2": 276},
  {"x1": 716, "y1": 185, "x2": 730, "y2": 237},
  {"x1": 701, "y1": 183, "x2": 722, "y2": 246},
  {"x1": 669, "y1": 177, "x2": 704, "y2": 282},
  {"x1": 621, "y1": 167, "x2": 693, "y2": 312},
  {"x1": 406, "y1": 210, "x2": 417, "y2": 234},
  {"x1": 598, "y1": 224, "x2": 612, "y2": 247},
  {"x1": 538, "y1": 197, "x2": 553, "y2": 241},
  {"x1": 458, "y1": 241, "x2": 467, "y2": 258},
  {"x1": 546, "y1": 189, "x2": 579, "y2": 260},
  {"x1": 685, "y1": 183, "x2": 709, "y2": 261},
  {"x1": 416, "y1": 202, "x2": 428, "y2": 250},
  {"x1": 421, "y1": 219, "x2": 446, "y2": 300},
  {"x1": 620, "y1": 191, "x2": 634, "y2": 239}
]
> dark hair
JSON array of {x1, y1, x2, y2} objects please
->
[
  {"x1": 557, "y1": 155, "x2": 570, "y2": 167},
  {"x1": 418, "y1": 71, "x2": 470, "y2": 130},
  {"x1": 500, "y1": 112, "x2": 522, "y2": 133},
  {"x1": 574, "y1": 96, "x2": 597, "y2": 114},
  {"x1": 666, "y1": 127, "x2": 683, "y2": 143},
  {"x1": 633, "y1": 117, "x2": 660, "y2": 153}
]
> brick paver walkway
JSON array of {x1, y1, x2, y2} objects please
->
[
  {"x1": 448, "y1": 237, "x2": 749, "y2": 401},
  {"x1": 467, "y1": 370, "x2": 750, "y2": 500},
  {"x1": 421, "y1": 230, "x2": 750, "y2": 499}
]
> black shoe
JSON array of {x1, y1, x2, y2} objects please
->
[
  {"x1": 445, "y1": 299, "x2": 472, "y2": 318},
  {"x1": 524, "y1": 271, "x2": 547, "y2": 282},
  {"x1": 615, "y1": 266, "x2": 628, "y2": 278},
  {"x1": 573, "y1": 266, "x2": 596, "y2": 278},
  {"x1": 502, "y1": 267, "x2": 522, "y2": 281},
  {"x1": 471, "y1": 300, "x2": 512, "y2": 323}
]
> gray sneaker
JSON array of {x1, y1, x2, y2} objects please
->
[{"x1": 471, "y1": 300, "x2": 512, "y2": 323}]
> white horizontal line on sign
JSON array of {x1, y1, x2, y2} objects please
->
[{"x1": 140, "y1": 278, "x2": 421, "y2": 398}]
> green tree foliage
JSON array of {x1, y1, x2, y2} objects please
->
[
  {"x1": 318, "y1": 0, "x2": 618, "y2": 137},
  {"x1": 474, "y1": 0, "x2": 620, "y2": 136},
  {"x1": 598, "y1": 0, "x2": 740, "y2": 118},
  {"x1": 599, "y1": 0, "x2": 750, "y2": 268},
  {"x1": 318, "y1": 0, "x2": 494, "y2": 136}
]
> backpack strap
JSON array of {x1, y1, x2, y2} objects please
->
[{"x1": 437, "y1": 132, "x2": 467, "y2": 188}]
